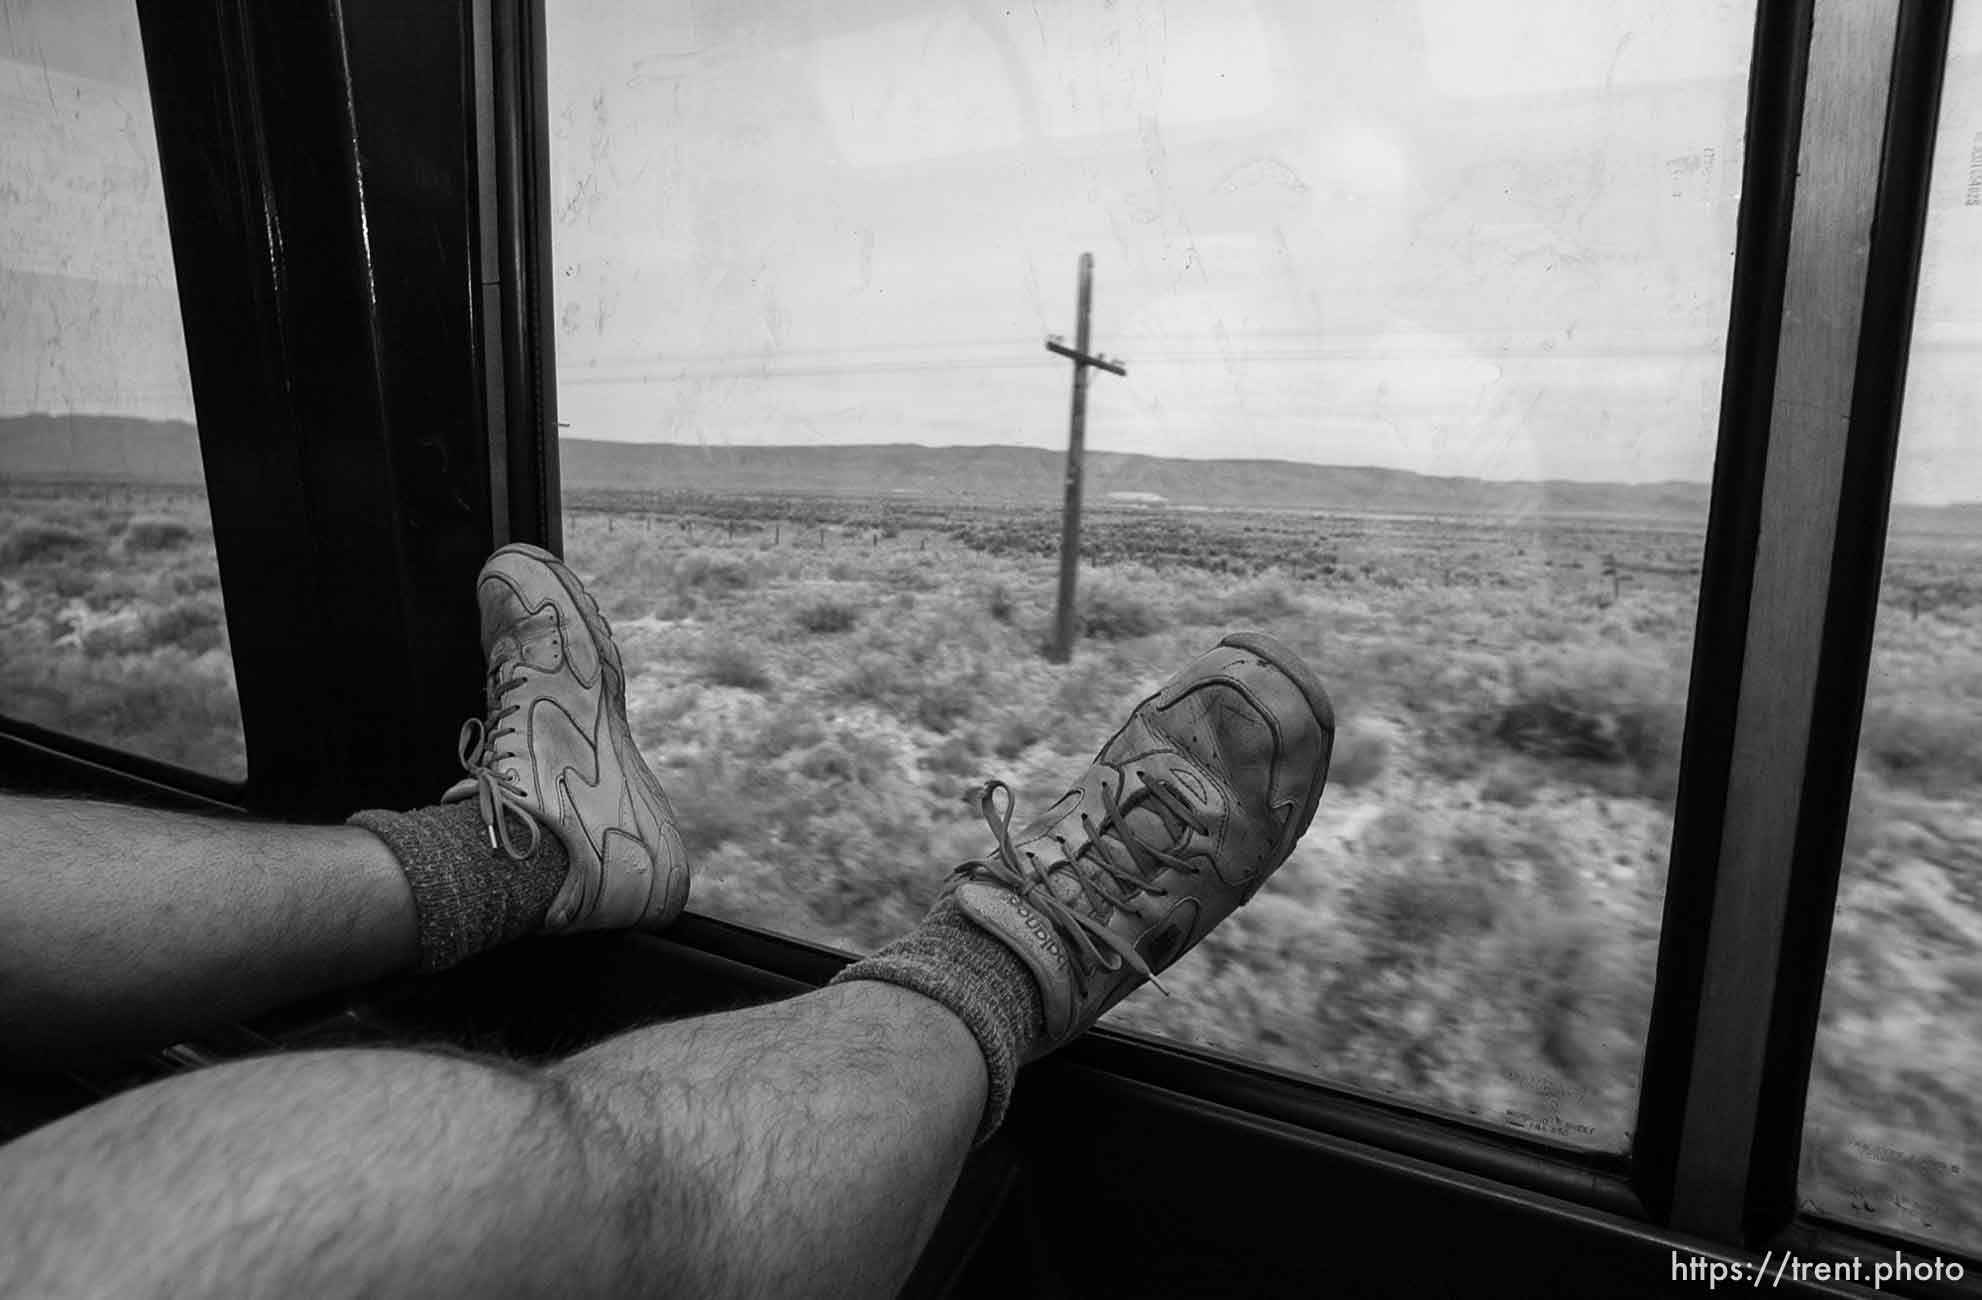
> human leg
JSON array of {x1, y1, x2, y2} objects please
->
[
  {"x1": 0, "y1": 793, "x2": 418, "y2": 1064},
  {"x1": 0, "y1": 980, "x2": 981, "y2": 1300},
  {"x1": 0, "y1": 543, "x2": 689, "y2": 1065},
  {"x1": 2, "y1": 629, "x2": 1332, "y2": 1298}
]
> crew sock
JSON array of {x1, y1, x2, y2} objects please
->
[
  {"x1": 348, "y1": 801, "x2": 569, "y2": 973},
  {"x1": 830, "y1": 895, "x2": 1047, "y2": 1146}
]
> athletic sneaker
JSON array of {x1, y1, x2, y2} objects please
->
[
  {"x1": 949, "y1": 631, "x2": 1334, "y2": 1058},
  {"x1": 445, "y1": 543, "x2": 690, "y2": 933}
]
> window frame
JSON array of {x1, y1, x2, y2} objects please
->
[
  {"x1": 1648, "y1": 0, "x2": 1960, "y2": 1246},
  {"x1": 0, "y1": 0, "x2": 1967, "y2": 1283},
  {"x1": 0, "y1": 0, "x2": 509, "y2": 822},
  {"x1": 476, "y1": 0, "x2": 564, "y2": 551}
]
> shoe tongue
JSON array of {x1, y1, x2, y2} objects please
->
[{"x1": 1041, "y1": 868, "x2": 1087, "y2": 908}]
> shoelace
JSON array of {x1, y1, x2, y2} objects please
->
[
  {"x1": 451, "y1": 657, "x2": 541, "y2": 860},
  {"x1": 962, "y1": 774, "x2": 1208, "y2": 1002}
]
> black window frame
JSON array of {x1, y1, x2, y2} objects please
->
[
  {"x1": 0, "y1": 0, "x2": 1970, "y2": 1285},
  {"x1": 0, "y1": 0, "x2": 513, "y2": 822}
]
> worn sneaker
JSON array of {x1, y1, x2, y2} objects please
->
[
  {"x1": 949, "y1": 631, "x2": 1334, "y2": 1059},
  {"x1": 444, "y1": 543, "x2": 690, "y2": 933}
]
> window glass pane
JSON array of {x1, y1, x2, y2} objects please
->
[
  {"x1": 548, "y1": 0, "x2": 1752, "y2": 1148},
  {"x1": 0, "y1": 0, "x2": 245, "y2": 781},
  {"x1": 1801, "y1": 8, "x2": 1982, "y2": 1255}
]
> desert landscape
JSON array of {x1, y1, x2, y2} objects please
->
[
  {"x1": 2, "y1": 418, "x2": 1975, "y2": 1252},
  {"x1": 0, "y1": 479, "x2": 244, "y2": 780}
]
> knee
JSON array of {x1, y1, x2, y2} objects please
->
[{"x1": 528, "y1": 1068, "x2": 677, "y2": 1284}]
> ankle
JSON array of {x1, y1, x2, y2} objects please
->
[
  {"x1": 349, "y1": 801, "x2": 570, "y2": 972},
  {"x1": 828, "y1": 898, "x2": 1045, "y2": 1146}
]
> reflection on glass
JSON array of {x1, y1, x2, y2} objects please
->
[
  {"x1": 0, "y1": 0, "x2": 245, "y2": 781},
  {"x1": 1801, "y1": 8, "x2": 1982, "y2": 1255},
  {"x1": 546, "y1": 0, "x2": 1753, "y2": 1148}
]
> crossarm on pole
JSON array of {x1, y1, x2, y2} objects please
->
[{"x1": 1045, "y1": 338, "x2": 1127, "y2": 377}]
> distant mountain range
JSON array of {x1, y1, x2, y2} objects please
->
[
  {"x1": 7, "y1": 413, "x2": 1980, "y2": 534},
  {"x1": 1, "y1": 414, "x2": 210, "y2": 485},
  {"x1": 558, "y1": 436, "x2": 1718, "y2": 522}
]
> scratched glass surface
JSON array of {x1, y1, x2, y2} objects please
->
[
  {"x1": 545, "y1": 0, "x2": 1757, "y2": 1150},
  {"x1": 1798, "y1": 5, "x2": 1982, "y2": 1257},
  {"x1": 0, "y1": 0, "x2": 246, "y2": 782}
]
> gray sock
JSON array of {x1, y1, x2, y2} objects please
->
[
  {"x1": 829, "y1": 895, "x2": 1046, "y2": 1147},
  {"x1": 348, "y1": 801, "x2": 569, "y2": 973}
]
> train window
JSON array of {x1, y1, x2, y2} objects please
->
[
  {"x1": 546, "y1": 0, "x2": 1753, "y2": 1148},
  {"x1": 0, "y1": 0, "x2": 245, "y2": 781},
  {"x1": 1799, "y1": 4, "x2": 1982, "y2": 1256}
]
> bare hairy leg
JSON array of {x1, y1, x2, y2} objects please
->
[
  {"x1": 0, "y1": 980, "x2": 983, "y2": 1300},
  {"x1": 0, "y1": 793, "x2": 417, "y2": 1065}
]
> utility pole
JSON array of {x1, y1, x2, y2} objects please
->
[{"x1": 1046, "y1": 252, "x2": 1127, "y2": 663}]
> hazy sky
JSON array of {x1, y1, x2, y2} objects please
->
[
  {"x1": 0, "y1": 0, "x2": 190, "y2": 422},
  {"x1": 543, "y1": 0, "x2": 1982, "y2": 497},
  {"x1": 1, "y1": 0, "x2": 1977, "y2": 499}
]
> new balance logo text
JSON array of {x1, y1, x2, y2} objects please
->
[{"x1": 1008, "y1": 896, "x2": 1066, "y2": 969}]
